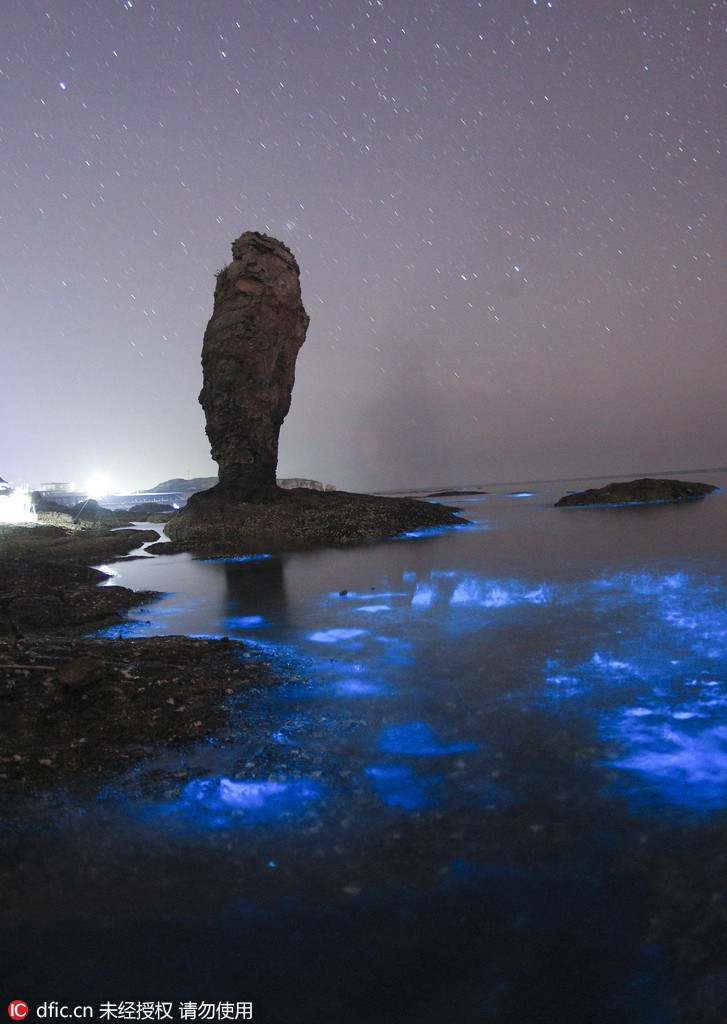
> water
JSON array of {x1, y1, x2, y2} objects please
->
[{"x1": 4, "y1": 472, "x2": 727, "y2": 1022}]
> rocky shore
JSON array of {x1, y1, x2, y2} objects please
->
[{"x1": 0, "y1": 516, "x2": 277, "y2": 796}]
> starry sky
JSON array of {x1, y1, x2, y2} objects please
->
[{"x1": 2, "y1": 0, "x2": 725, "y2": 494}]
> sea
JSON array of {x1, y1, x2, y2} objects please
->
[{"x1": 4, "y1": 470, "x2": 727, "y2": 1023}]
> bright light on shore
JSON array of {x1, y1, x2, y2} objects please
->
[
  {"x1": 0, "y1": 490, "x2": 37, "y2": 524},
  {"x1": 86, "y1": 473, "x2": 114, "y2": 499}
]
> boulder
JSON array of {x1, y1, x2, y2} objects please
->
[
  {"x1": 555, "y1": 477, "x2": 717, "y2": 508},
  {"x1": 30, "y1": 492, "x2": 70, "y2": 514},
  {"x1": 69, "y1": 499, "x2": 132, "y2": 526}
]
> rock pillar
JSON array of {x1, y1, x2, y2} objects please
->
[{"x1": 198, "y1": 231, "x2": 309, "y2": 497}]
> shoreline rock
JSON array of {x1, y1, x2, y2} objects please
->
[{"x1": 555, "y1": 477, "x2": 717, "y2": 508}]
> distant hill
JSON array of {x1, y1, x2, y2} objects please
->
[
  {"x1": 147, "y1": 476, "x2": 332, "y2": 494},
  {"x1": 147, "y1": 477, "x2": 218, "y2": 494}
]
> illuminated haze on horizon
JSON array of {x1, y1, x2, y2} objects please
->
[{"x1": 1, "y1": 0, "x2": 725, "y2": 493}]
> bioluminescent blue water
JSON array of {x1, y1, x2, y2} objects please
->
[
  {"x1": 101, "y1": 488, "x2": 726, "y2": 819},
  {"x1": 166, "y1": 777, "x2": 323, "y2": 829},
  {"x1": 6, "y1": 473, "x2": 727, "y2": 1020},
  {"x1": 365, "y1": 764, "x2": 439, "y2": 810},
  {"x1": 378, "y1": 721, "x2": 478, "y2": 756}
]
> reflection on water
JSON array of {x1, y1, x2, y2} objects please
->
[{"x1": 7, "y1": 473, "x2": 727, "y2": 1018}]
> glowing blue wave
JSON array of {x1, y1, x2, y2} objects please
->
[
  {"x1": 169, "y1": 776, "x2": 322, "y2": 827},
  {"x1": 378, "y1": 721, "x2": 478, "y2": 756}
]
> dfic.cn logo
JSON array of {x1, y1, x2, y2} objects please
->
[{"x1": 8, "y1": 1003, "x2": 28, "y2": 1021}]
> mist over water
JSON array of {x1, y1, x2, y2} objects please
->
[{"x1": 5, "y1": 470, "x2": 727, "y2": 1021}]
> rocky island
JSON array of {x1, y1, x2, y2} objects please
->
[
  {"x1": 166, "y1": 231, "x2": 465, "y2": 554},
  {"x1": 555, "y1": 477, "x2": 717, "y2": 508}
]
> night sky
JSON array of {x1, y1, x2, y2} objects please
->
[{"x1": 2, "y1": 0, "x2": 725, "y2": 494}]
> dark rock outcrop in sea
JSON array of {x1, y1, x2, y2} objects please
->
[
  {"x1": 167, "y1": 231, "x2": 465, "y2": 553},
  {"x1": 555, "y1": 477, "x2": 717, "y2": 508},
  {"x1": 163, "y1": 486, "x2": 464, "y2": 556}
]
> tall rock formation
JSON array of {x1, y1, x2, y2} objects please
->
[
  {"x1": 166, "y1": 230, "x2": 466, "y2": 554},
  {"x1": 199, "y1": 231, "x2": 309, "y2": 497}
]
